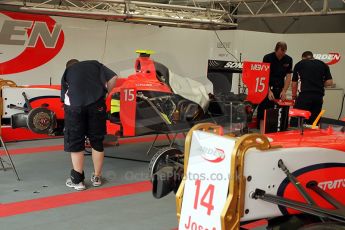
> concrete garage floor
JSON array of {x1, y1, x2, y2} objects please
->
[
  {"x1": 0, "y1": 136, "x2": 266, "y2": 230},
  {"x1": 0, "y1": 137, "x2": 178, "y2": 230}
]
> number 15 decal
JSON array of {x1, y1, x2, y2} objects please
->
[
  {"x1": 124, "y1": 89, "x2": 135, "y2": 101},
  {"x1": 255, "y1": 77, "x2": 266, "y2": 93}
]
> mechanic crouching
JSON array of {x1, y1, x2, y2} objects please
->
[
  {"x1": 61, "y1": 59, "x2": 118, "y2": 191},
  {"x1": 257, "y1": 42, "x2": 293, "y2": 131},
  {"x1": 291, "y1": 51, "x2": 333, "y2": 126}
]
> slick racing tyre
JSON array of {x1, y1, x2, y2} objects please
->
[{"x1": 148, "y1": 147, "x2": 183, "y2": 180}]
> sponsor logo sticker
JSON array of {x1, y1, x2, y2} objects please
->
[
  {"x1": 200, "y1": 146, "x2": 225, "y2": 163},
  {"x1": 0, "y1": 11, "x2": 64, "y2": 74},
  {"x1": 313, "y1": 53, "x2": 341, "y2": 65}
]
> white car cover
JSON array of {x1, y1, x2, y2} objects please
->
[{"x1": 168, "y1": 70, "x2": 209, "y2": 111}]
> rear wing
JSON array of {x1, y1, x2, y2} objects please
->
[
  {"x1": 207, "y1": 60, "x2": 270, "y2": 105},
  {"x1": 242, "y1": 61, "x2": 270, "y2": 105}
]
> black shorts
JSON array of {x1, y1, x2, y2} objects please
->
[{"x1": 64, "y1": 99, "x2": 107, "y2": 152}]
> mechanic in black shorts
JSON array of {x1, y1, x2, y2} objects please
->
[
  {"x1": 257, "y1": 42, "x2": 293, "y2": 131},
  {"x1": 291, "y1": 51, "x2": 333, "y2": 126},
  {"x1": 61, "y1": 59, "x2": 117, "y2": 191}
]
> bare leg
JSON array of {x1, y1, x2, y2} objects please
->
[
  {"x1": 92, "y1": 148, "x2": 104, "y2": 176},
  {"x1": 71, "y1": 152, "x2": 84, "y2": 174}
]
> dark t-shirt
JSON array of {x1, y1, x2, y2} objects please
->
[
  {"x1": 263, "y1": 52, "x2": 293, "y2": 89},
  {"x1": 292, "y1": 59, "x2": 332, "y2": 96},
  {"x1": 61, "y1": 60, "x2": 116, "y2": 106}
]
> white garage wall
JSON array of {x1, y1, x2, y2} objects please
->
[
  {"x1": 210, "y1": 30, "x2": 282, "y2": 93},
  {"x1": 1, "y1": 12, "x2": 344, "y2": 117},
  {"x1": 0, "y1": 13, "x2": 213, "y2": 86},
  {"x1": 0, "y1": 15, "x2": 107, "y2": 85},
  {"x1": 102, "y1": 21, "x2": 212, "y2": 80}
]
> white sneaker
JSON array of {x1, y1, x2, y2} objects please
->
[
  {"x1": 91, "y1": 173, "x2": 102, "y2": 187},
  {"x1": 66, "y1": 178, "x2": 86, "y2": 191}
]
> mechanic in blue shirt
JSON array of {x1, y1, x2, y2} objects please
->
[
  {"x1": 61, "y1": 59, "x2": 117, "y2": 191},
  {"x1": 257, "y1": 42, "x2": 293, "y2": 130}
]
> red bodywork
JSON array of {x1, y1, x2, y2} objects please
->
[
  {"x1": 26, "y1": 85, "x2": 64, "y2": 119},
  {"x1": 106, "y1": 55, "x2": 172, "y2": 136},
  {"x1": 267, "y1": 129, "x2": 345, "y2": 214},
  {"x1": 19, "y1": 55, "x2": 172, "y2": 137},
  {"x1": 106, "y1": 54, "x2": 172, "y2": 109},
  {"x1": 18, "y1": 57, "x2": 272, "y2": 137},
  {"x1": 267, "y1": 129, "x2": 345, "y2": 152}
]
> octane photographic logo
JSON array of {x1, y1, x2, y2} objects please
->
[
  {"x1": 313, "y1": 53, "x2": 341, "y2": 65},
  {"x1": 200, "y1": 146, "x2": 225, "y2": 163},
  {"x1": 0, "y1": 11, "x2": 64, "y2": 74}
]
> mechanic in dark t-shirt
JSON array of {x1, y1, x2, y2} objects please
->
[
  {"x1": 291, "y1": 51, "x2": 333, "y2": 125},
  {"x1": 257, "y1": 42, "x2": 293, "y2": 130},
  {"x1": 61, "y1": 59, "x2": 117, "y2": 191}
]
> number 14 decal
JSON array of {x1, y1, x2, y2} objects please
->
[{"x1": 194, "y1": 180, "x2": 215, "y2": 215}]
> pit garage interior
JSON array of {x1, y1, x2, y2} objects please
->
[{"x1": 1, "y1": 1, "x2": 345, "y2": 230}]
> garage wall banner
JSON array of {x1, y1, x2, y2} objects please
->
[
  {"x1": 0, "y1": 11, "x2": 64, "y2": 75},
  {"x1": 313, "y1": 52, "x2": 341, "y2": 65}
]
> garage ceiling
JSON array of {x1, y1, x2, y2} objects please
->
[{"x1": 1, "y1": 0, "x2": 344, "y2": 30}]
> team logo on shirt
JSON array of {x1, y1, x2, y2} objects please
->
[
  {"x1": 313, "y1": 53, "x2": 341, "y2": 65},
  {"x1": 0, "y1": 11, "x2": 64, "y2": 74}
]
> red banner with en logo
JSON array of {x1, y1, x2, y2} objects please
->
[
  {"x1": 242, "y1": 61, "x2": 270, "y2": 105},
  {"x1": 0, "y1": 11, "x2": 64, "y2": 75}
]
